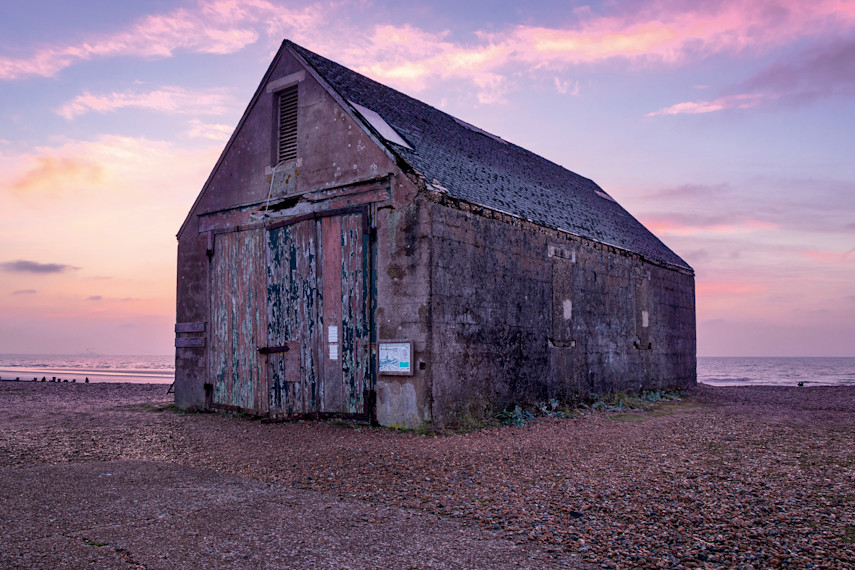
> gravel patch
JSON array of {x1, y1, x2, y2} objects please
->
[{"x1": 1, "y1": 381, "x2": 853, "y2": 569}]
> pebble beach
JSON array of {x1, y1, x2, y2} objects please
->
[{"x1": 1, "y1": 381, "x2": 853, "y2": 568}]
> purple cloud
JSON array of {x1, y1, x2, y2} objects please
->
[
  {"x1": 649, "y1": 38, "x2": 855, "y2": 116},
  {"x1": 1, "y1": 260, "x2": 78, "y2": 273},
  {"x1": 11, "y1": 289, "x2": 37, "y2": 295},
  {"x1": 739, "y1": 38, "x2": 855, "y2": 105}
]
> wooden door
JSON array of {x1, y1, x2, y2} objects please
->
[
  {"x1": 266, "y1": 208, "x2": 372, "y2": 419},
  {"x1": 266, "y1": 218, "x2": 320, "y2": 416},
  {"x1": 209, "y1": 228, "x2": 268, "y2": 413}
]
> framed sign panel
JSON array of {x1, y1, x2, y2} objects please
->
[{"x1": 378, "y1": 341, "x2": 413, "y2": 375}]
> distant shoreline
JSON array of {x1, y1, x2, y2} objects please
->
[{"x1": 0, "y1": 368, "x2": 172, "y2": 384}]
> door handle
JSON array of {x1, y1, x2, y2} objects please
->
[{"x1": 258, "y1": 345, "x2": 290, "y2": 354}]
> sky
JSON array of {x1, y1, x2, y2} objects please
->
[{"x1": 1, "y1": 0, "x2": 853, "y2": 357}]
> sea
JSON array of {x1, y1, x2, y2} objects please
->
[
  {"x1": 0, "y1": 354, "x2": 853, "y2": 387},
  {"x1": 698, "y1": 356, "x2": 855, "y2": 387},
  {"x1": 0, "y1": 354, "x2": 173, "y2": 384}
]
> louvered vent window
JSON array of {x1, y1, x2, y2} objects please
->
[{"x1": 277, "y1": 85, "x2": 298, "y2": 162}]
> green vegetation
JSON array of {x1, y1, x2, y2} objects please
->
[
  {"x1": 495, "y1": 389, "x2": 689, "y2": 427},
  {"x1": 496, "y1": 405, "x2": 535, "y2": 426}
]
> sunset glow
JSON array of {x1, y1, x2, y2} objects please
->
[{"x1": 1, "y1": 0, "x2": 853, "y2": 356}]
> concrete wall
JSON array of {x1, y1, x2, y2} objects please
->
[
  {"x1": 427, "y1": 199, "x2": 696, "y2": 427},
  {"x1": 174, "y1": 214, "x2": 209, "y2": 411},
  {"x1": 373, "y1": 194, "x2": 433, "y2": 428}
]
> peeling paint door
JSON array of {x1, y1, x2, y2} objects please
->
[
  {"x1": 266, "y1": 208, "x2": 373, "y2": 419},
  {"x1": 209, "y1": 229, "x2": 268, "y2": 413},
  {"x1": 266, "y1": 219, "x2": 319, "y2": 415}
]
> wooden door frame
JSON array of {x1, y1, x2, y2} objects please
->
[{"x1": 263, "y1": 204, "x2": 376, "y2": 422}]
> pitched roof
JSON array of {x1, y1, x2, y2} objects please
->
[{"x1": 288, "y1": 41, "x2": 691, "y2": 271}]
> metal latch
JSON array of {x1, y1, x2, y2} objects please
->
[{"x1": 257, "y1": 345, "x2": 291, "y2": 354}]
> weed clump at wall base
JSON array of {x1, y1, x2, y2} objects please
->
[
  {"x1": 496, "y1": 390, "x2": 684, "y2": 427},
  {"x1": 497, "y1": 405, "x2": 534, "y2": 426}
]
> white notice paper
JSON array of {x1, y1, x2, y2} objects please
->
[{"x1": 329, "y1": 342, "x2": 339, "y2": 361}]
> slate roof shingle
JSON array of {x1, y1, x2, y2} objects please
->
[{"x1": 288, "y1": 41, "x2": 690, "y2": 270}]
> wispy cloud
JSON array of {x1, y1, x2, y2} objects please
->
[
  {"x1": 0, "y1": 260, "x2": 78, "y2": 274},
  {"x1": 187, "y1": 119, "x2": 233, "y2": 141},
  {"x1": 87, "y1": 295, "x2": 103, "y2": 301},
  {"x1": 800, "y1": 250, "x2": 855, "y2": 263},
  {"x1": 645, "y1": 219, "x2": 777, "y2": 236},
  {"x1": 696, "y1": 280, "x2": 764, "y2": 297},
  {"x1": 646, "y1": 93, "x2": 764, "y2": 116},
  {"x1": 647, "y1": 36, "x2": 855, "y2": 116},
  {"x1": 5, "y1": 0, "x2": 853, "y2": 111},
  {"x1": 634, "y1": 177, "x2": 855, "y2": 235},
  {"x1": 554, "y1": 77, "x2": 580, "y2": 96},
  {"x1": 0, "y1": 134, "x2": 220, "y2": 303},
  {"x1": 56, "y1": 87, "x2": 232, "y2": 119},
  {"x1": 343, "y1": 0, "x2": 855, "y2": 96},
  {"x1": 0, "y1": 0, "x2": 322, "y2": 80},
  {"x1": 11, "y1": 289, "x2": 37, "y2": 295},
  {"x1": 10, "y1": 156, "x2": 103, "y2": 194},
  {"x1": 738, "y1": 37, "x2": 855, "y2": 105},
  {"x1": 3, "y1": 135, "x2": 218, "y2": 200}
]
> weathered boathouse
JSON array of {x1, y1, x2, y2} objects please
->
[{"x1": 174, "y1": 40, "x2": 695, "y2": 428}]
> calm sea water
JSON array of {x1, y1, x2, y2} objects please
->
[
  {"x1": 698, "y1": 356, "x2": 855, "y2": 387},
  {"x1": 1, "y1": 354, "x2": 853, "y2": 387},
  {"x1": 0, "y1": 354, "x2": 173, "y2": 384}
]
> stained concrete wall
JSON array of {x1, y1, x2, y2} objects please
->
[
  {"x1": 374, "y1": 195, "x2": 434, "y2": 428},
  {"x1": 174, "y1": 214, "x2": 209, "y2": 411},
  {"x1": 427, "y1": 200, "x2": 696, "y2": 427}
]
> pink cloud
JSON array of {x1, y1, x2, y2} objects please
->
[
  {"x1": 11, "y1": 156, "x2": 104, "y2": 194},
  {"x1": 554, "y1": 78, "x2": 580, "y2": 96},
  {"x1": 649, "y1": 36, "x2": 855, "y2": 116},
  {"x1": 56, "y1": 87, "x2": 233, "y2": 119},
  {"x1": 351, "y1": 25, "x2": 512, "y2": 100},
  {"x1": 3, "y1": 0, "x2": 854, "y2": 113},
  {"x1": 696, "y1": 280, "x2": 763, "y2": 297},
  {"x1": 2, "y1": 135, "x2": 219, "y2": 205},
  {"x1": 0, "y1": 0, "x2": 321, "y2": 80},
  {"x1": 336, "y1": 0, "x2": 855, "y2": 99},
  {"x1": 186, "y1": 120, "x2": 234, "y2": 141},
  {"x1": 645, "y1": 219, "x2": 777, "y2": 235},
  {"x1": 737, "y1": 37, "x2": 855, "y2": 105},
  {"x1": 801, "y1": 250, "x2": 855, "y2": 262},
  {"x1": 646, "y1": 93, "x2": 764, "y2": 116}
]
